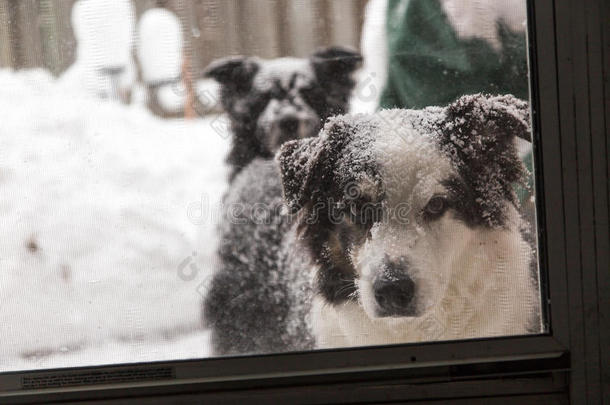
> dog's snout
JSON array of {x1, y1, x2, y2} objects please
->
[
  {"x1": 373, "y1": 258, "x2": 416, "y2": 317},
  {"x1": 373, "y1": 276, "x2": 415, "y2": 316},
  {"x1": 279, "y1": 116, "x2": 299, "y2": 133}
]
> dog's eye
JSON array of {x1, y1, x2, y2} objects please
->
[
  {"x1": 424, "y1": 196, "x2": 448, "y2": 218},
  {"x1": 270, "y1": 88, "x2": 287, "y2": 100},
  {"x1": 299, "y1": 85, "x2": 323, "y2": 102}
]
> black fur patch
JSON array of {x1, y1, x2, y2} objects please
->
[
  {"x1": 309, "y1": 46, "x2": 363, "y2": 116},
  {"x1": 436, "y1": 94, "x2": 530, "y2": 227},
  {"x1": 278, "y1": 117, "x2": 381, "y2": 304}
]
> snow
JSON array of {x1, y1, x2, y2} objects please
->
[
  {"x1": 60, "y1": 0, "x2": 137, "y2": 100},
  {"x1": 156, "y1": 82, "x2": 187, "y2": 112},
  {"x1": 195, "y1": 79, "x2": 222, "y2": 111},
  {"x1": 253, "y1": 58, "x2": 312, "y2": 91},
  {"x1": 71, "y1": 0, "x2": 135, "y2": 67},
  {"x1": 0, "y1": 69, "x2": 230, "y2": 371},
  {"x1": 137, "y1": 8, "x2": 183, "y2": 84},
  {"x1": 137, "y1": 8, "x2": 185, "y2": 113},
  {"x1": 12, "y1": 331, "x2": 212, "y2": 372},
  {"x1": 136, "y1": 8, "x2": 222, "y2": 115},
  {"x1": 350, "y1": 0, "x2": 388, "y2": 114}
]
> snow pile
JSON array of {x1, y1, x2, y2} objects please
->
[
  {"x1": 138, "y1": 8, "x2": 183, "y2": 84},
  {"x1": 136, "y1": 8, "x2": 221, "y2": 114},
  {"x1": 350, "y1": 0, "x2": 389, "y2": 114},
  {"x1": 60, "y1": 0, "x2": 137, "y2": 100},
  {"x1": 137, "y1": 7, "x2": 186, "y2": 113},
  {"x1": 0, "y1": 69, "x2": 230, "y2": 371},
  {"x1": 71, "y1": 0, "x2": 135, "y2": 67}
]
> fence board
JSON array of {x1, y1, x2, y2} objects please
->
[
  {"x1": 0, "y1": 0, "x2": 13, "y2": 67},
  {"x1": 1, "y1": 0, "x2": 366, "y2": 75},
  {"x1": 15, "y1": 0, "x2": 44, "y2": 68}
]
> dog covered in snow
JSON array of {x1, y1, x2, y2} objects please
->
[
  {"x1": 204, "y1": 46, "x2": 362, "y2": 182},
  {"x1": 203, "y1": 94, "x2": 542, "y2": 355}
]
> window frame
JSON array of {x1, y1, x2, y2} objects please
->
[{"x1": 1, "y1": 0, "x2": 606, "y2": 402}]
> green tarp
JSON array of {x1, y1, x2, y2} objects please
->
[
  {"x1": 380, "y1": 0, "x2": 529, "y2": 110},
  {"x1": 379, "y1": 0, "x2": 534, "y2": 207}
]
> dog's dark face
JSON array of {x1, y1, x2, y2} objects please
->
[
  {"x1": 278, "y1": 94, "x2": 531, "y2": 319},
  {"x1": 205, "y1": 47, "x2": 362, "y2": 179}
]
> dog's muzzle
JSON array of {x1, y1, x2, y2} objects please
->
[
  {"x1": 266, "y1": 115, "x2": 319, "y2": 150},
  {"x1": 373, "y1": 258, "x2": 417, "y2": 317},
  {"x1": 278, "y1": 115, "x2": 300, "y2": 133}
]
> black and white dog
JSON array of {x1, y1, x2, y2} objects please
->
[
  {"x1": 204, "y1": 46, "x2": 362, "y2": 181},
  {"x1": 203, "y1": 94, "x2": 542, "y2": 355}
]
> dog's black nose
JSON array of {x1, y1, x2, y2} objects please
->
[
  {"x1": 279, "y1": 116, "x2": 299, "y2": 133},
  {"x1": 373, "y1": 265, "x2": 415, "y2": 316}
]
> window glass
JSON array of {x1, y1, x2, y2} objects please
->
[{"x1": 0, "y1": 0, "x2": 543, "y2": 371}]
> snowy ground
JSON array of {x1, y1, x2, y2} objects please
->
[{"x1": 0, "y1": 69, "x2": 230, "y2": 371}]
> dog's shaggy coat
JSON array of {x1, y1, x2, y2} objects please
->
[{"x1": 203, "y1": 94, "x2": 542, "y2": 355}]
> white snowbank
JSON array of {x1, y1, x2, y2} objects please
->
[
  {"x1": 10, "y1": 330, "x2": 212, "y2": 372},
  {"x1": 60, "y1": 0, "x2": 136, "y2": 100},
  {"x1": 136, "y1": 8, "x2": 222, "y2": 115},
  {"x1": 0, "y1": 69, "x2": 229, "y2": 371},
  {"x1": 138, "y1": 8, "x2": 183, "y2": 84}
]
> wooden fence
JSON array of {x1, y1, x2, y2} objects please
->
[{"x1": 0, "y1": 0, "x2": 367, "y2": 76}]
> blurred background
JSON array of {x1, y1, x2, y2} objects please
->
[
  {"x1": 0, "y1": 0, "x2": 369, "y2": 118},
  {"x1": 0, "y1": 0, "x2": 366, "y2": 76}
]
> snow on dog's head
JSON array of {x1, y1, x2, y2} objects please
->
[{"x1": 277, "y1": 94, "x2": 530, "y2": 319}]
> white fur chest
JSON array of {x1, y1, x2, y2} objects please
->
[{"x1": 311, "y1": 221, "x2": 540, "y2": 348}]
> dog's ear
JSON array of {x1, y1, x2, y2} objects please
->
[
  {"x1": 277, "y1": 136, "x2": 326, "y2": 213},
  {"x1": 443, "y1": 93, "x2": 531, "y2": 145},
  {"x1": 277, "y1": 117, "x2": 356, "y2": 213},
  {"x1": 203, "y1": 56, "x2": 259, "y2": 89},
  {"x1": 440, "y1": 93, "x2": 531, "y2": 226},
  {"x1": 310, "y1": 46, "x2": 363, "y2": 83}
]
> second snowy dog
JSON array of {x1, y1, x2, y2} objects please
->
[{"x1": 204, "y1": 46, "x2": 362, "y2": 181}]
